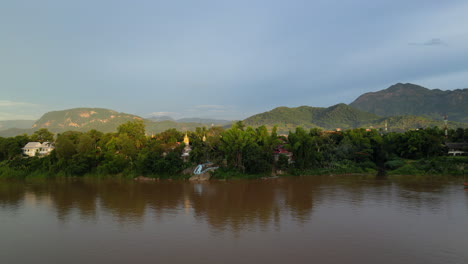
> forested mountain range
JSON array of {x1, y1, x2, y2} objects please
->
[
  {"x1": 243, "y1": 104, "x2": 379, "y2": 131},
  {"x1": 1, "y1": 82, "x2": 467, "y2": 137},
  {"x1": 243, "y1": 104, "x2": 468, "y2": 133},
  {"x1": 350, "y1": 83, "x2": 468, "y2": 122}
]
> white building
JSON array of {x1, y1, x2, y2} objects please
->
[
  {"x1": 446, "y1": 143, "x2": 468, "y2": 156},
  {"x1": 22, "y1": 142, "x2": 54, "y2": 157}
]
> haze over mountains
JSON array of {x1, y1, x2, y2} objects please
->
[
  {"x1": 148, "y1": 116, "x2": 231, "y2": 125},
  {"x1": 0, "y1": 120, "x2": 35, "y2": 130},
  {"x1": 1, "y1": 83, "x2": 467, "y2": 137}
]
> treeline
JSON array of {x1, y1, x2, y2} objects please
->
[{"x1": 0, "y1": 120, "x2": 467, "y2": 178}]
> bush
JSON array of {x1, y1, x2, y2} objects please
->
[
  {"x1": 388, "y1": 163, "x2": 424, "y2": 175},
  {"x1": 385, "y1": 159, "x2": 405, "y2": 170}
]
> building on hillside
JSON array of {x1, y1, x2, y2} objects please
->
[
  {"x1": 445, "y1": 142, "x2": 468, "y2": 156},
  {"x1": 22, "y1": 142, "x2": 54, "y2": 157}
]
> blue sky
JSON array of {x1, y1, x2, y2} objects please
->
[{"x1": 1, "y1": 0, "x2": 467, "y2": 121}]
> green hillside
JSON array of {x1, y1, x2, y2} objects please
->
[
  {"x1": 350, "y1": 83, "x2": 468, "y2": 122},
  {"x1": 243, "y1": 104, "x2": 381, "y2": 132},
  {"x1": 243, "y1": 104, "x2": 468, "y2": 133},
  {"x1": 2, "y1": 81, "x2": 468, "y2": 138},
  {"x1": 363, "y1": 115, "x2": 468, "y2": 132},
  {"x1": 314, "y1": 103, "x2": 380, "y2": 128}
]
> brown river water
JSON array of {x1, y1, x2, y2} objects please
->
[{"x1": 1, "y1": 175, "x2": 467, "y2": 264}]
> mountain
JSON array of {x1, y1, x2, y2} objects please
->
[
  {"x1": 147, "y1": 116, "x2": 231, "y2": 125},
  {"x1": 2, "y1": 82, "x2": 468, "y2": 137},
  {"x1": 243, "y1": 103, "x2": 468, "y2": 133},
  {"x1": 176, "y1": 118, "x2": 231, "y2": 125},
  {"x1": 144, "y1": 120, "x2": 221, "y2": 134},
  {"x1": 147, "y1": 116, "x2": 175, "y2": 122},
  {"x1": 243, "y1": 104, "x2": 381, "y2": 132},
  {"x1": 0, "y1": 120, "x2": 35, "y2": 130},
  {"x1": 0, "y1": 128, "x2": 35, "y2": 137},
  {"x1": 350, "y1": 83, "x2": 468, "y2": 123},
  {"x1": 32, "y1": 108, "x2": 144, "y2": 133},
  {"x1": 0, "y1": 107, "x2": 227, "y2": 137}
]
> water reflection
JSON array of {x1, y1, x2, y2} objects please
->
[
  {"x1": 0, "y1": 176, "x2": 459, "y2": 231},
  {"x1": 0, "y1": 181, "x2": 25, "y2": 209},
  {"x1": 2, "y1": 176, "x2": 468, "y2": 264}
]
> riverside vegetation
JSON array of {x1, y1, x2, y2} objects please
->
[{"x1": 0, "y1": 120, "x2": 467, "y2": 180}]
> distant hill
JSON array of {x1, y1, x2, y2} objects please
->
[
  {"x1": 144, "y1": 120, "x2": 223, "y2": 135},
  {"x1": 350, "y1": 83, "x2": 468, "y2": 123},
  {"x1": 176, "y1": 118, "x2": 231, "y2": 125},
  {"x1": 147, "y1": 116, "x2": 175, "y2": 122},
  {"x1": 147, "y1": 116, "x2": 231, "y2": 125},
  {"x1": 0, "y1": 120, "x2": 35, "y2": 130},
  {"x1": 2, "y1": 82, "x2": 468, "y2": 137},
  {"x1": 0, "y1": 108, "x2": 227, "y2": 137},
  {"x1": 0, "y1": 128, "x2": 35, "y2": 137},
  {"x1": 243, "y1": 104, "x2": 381, "y2": 132},
  {"x1": 32, "y1": 108, "x2": 144, "y2": 133},
  {"x1": 243, "y1": 104, "x2": 468, "y2": 133}
]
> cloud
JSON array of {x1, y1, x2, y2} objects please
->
[
  {"x1": 0, "y1": 100, "x2": 40, "y2": 107},
  {"x1": 0, "y1": 112, "x2": 38, "y2": 120},
  {"x1": 408, "y1": 38, "x2": 447, "y2": 46},
  {"x1": 0, "y1": 100, "x2": 45, "y2": 120}
]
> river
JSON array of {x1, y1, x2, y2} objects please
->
[{"x1": 1, "y1": 175, "x2": 467, "y2": 264}]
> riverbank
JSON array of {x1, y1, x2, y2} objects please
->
[{"x1": 1, "y1": 156, "x2": 466, "y2": 180}]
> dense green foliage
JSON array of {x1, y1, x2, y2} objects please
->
[
  {"x1": 350, "y1": 83, "x2": 468, "y2": 123},
  {"x1": 0, "y1": 120, "x2": 467, "y2": 179}
]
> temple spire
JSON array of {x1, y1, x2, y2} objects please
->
[{"x1": 183, "y1": 132, "x2": 190, "y2": 145}]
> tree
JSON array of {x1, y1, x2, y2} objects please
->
[
  {"x1": 55, "y1": 135, "x2": 76, "y2": 160},
  {"x1": 30, "y1": 128, "x2": 54, "y2": 142},
  {"x1": 117, "y1": 120, "x2": 146, "y2": 148},
  {"x1": 287, "y1": 127, "x2": 319, "y2": 169},
  {"x1": 77, "y1": 134, "x2": 95, "y2": 154},
  {"x1": 219, "y1": 122, "x2": 254, "y2": 172},
  {"x1": 0, "y1": 135, "x2": 30, "y2": 160}
]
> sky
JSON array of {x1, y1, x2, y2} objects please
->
[{"x1": 1, "y1": 0, "x2": 468, "y2": 121}]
